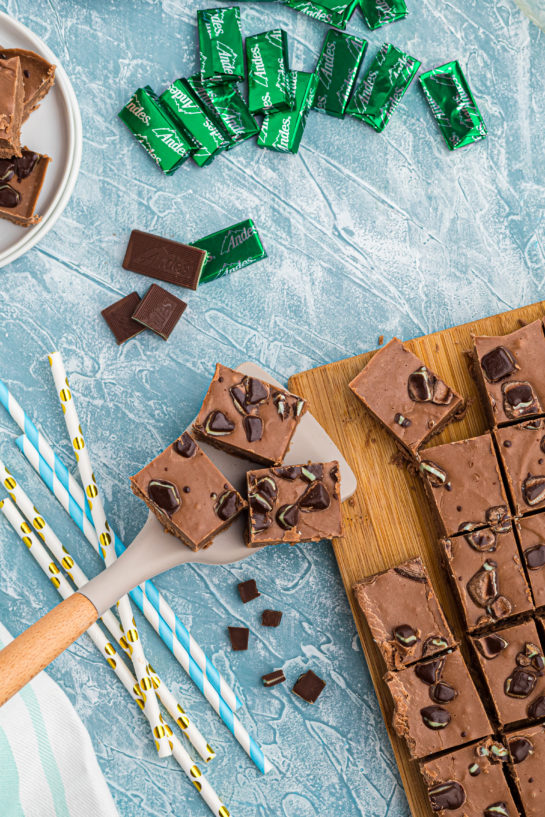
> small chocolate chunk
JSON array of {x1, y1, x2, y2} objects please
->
[
  {"x1": 276, "y1": 503, "x2": 299, "y2": 529},
  {"x1": 485, "y1": 505, "x2": 511, "y2": 533},
  {"x1": 428, "y1": 780, "x2": 466, "y2": 811},
  {"x1": 415, "y1": 658, "x2": 444, "y2": 686},
  {"x1": 228, "y1": 626, "x2": 249, "y2": 651},
  {"x1": 147, "y1": 479, "x2": 180, "y2": 514},
  {"x1": 464, "y1": 528, "x2": 497, "y2": 552},
  {"x1": 301, "y1": 464, "x2": 324, "y2": 482},
  {"x1": 101, "y1": 292, "x2": 145, "y2": 345},
  {"x1": 422, "y1": 636, "x2": 449, "y2": 655},
  {"x1": 488, "y1": 595, "x2": 513, "y2": 620},
  {"x1": 14, "y1": 150, "x2": 39, "y2": 181},
  {"x1": 525, "y1": 544, "x2": 545, "y2": 569},
  {"x1": 238, "y1": 579, "x2": 260, "y2": 603},
  {"x1": 243, "y1": 414, "x2": 262, "y2": 442},
  {"x1": 505, "y1": 668, "x2": 537, "y2": 699},
  {"x1": 420, "y1": 705, "x2": 451, "y2": 729},
  {"x1": 408, "y1": 366, "x2": 434, "y2": 402},
  {"x1": 429, "y1": 681, "x2": 457, "y2": 703},
  {"x1": 272, "y1": 391, "x2": 287, "y2": 419},
  {"x1": 299, "y1": 482, "x2": 330, "y2": 512},
  {"x1": 0, "y1": 159, "x2": 14, "y2": 181},
  {"x1": 522, "y1": 474, "x2": 545, "y2": 506},
  {"x1": 480, "y1": 346, "x2": 517, "y2": 382},
  {"x1": 131, "y1": 283, "x2": 187, "y2": 340},
  {"x1": 262, "y1": 669, "x2": 286, "y2": 687},
  {"x1": 508, "y1": 736, "x2": 533, "y2": 764},
  {"x1": 251, "y1": 512, "x2": 271, "y2": 533},
  {"x1": 476, "y1": 634, "x2": 509, "y2": 659},
  {"x1": 393, "y1": 561, "x2": 428, "y2": 583},
  {"x1": 229, "y1": 385, "x2": 247, "y2": 415},
  {"x1": 292, "y1": 669, "x2": 326, "y2": 703},
  {"x1": 204, "y1": 410, "x2": 235, "y2": 436},
  {"x1": 0, "y1": 183, "x2": 20, "y2": 207},
  {"x1": 273, "y1": 465, "x2": 301, "y2": 480},
  {"x1": 174, "y1": 432, "x2": 197, "y2": 458},
  {"x1": 467, "y1": 561, "x2": 498, "y2": 608},
  {"x1": 244, "y1": 376, "x2": 268, "y2": 405},
  {"x1": 528, "y1": 694, "x2": 545, "y2": 719},
  {"x1": 394, "y1": 412, "x2": 411, "y2": 428},
  {"x1": 393, "y1": 624, "x2": 419, "y2": 648},
  {"x1": 502, "y1": 380, "x2": 539, "y2": 419},
  {"x1": 419, "y1": 460, "x2": 448, "y2": 487},
  {"x1": 261, "y1": 609, "x2": 283, "y2": 627},
  {"x1": 215, "y1": 489, "x2": 241, "y2": 521},
  {"x1": 484, "y1": 803, "x2": 510, "y2": 817}
]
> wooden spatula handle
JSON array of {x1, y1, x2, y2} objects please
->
[{"x1": 0, "y1": 593, "x2": 98, "y2": 707}]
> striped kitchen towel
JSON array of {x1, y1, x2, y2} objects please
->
[{"x1": 0, "y1": 621, "x2": 119, "y2": 817}]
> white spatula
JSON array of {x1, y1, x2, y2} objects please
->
[{"x1": 0, "y1": 363, "x2": 356, "y2": 706}]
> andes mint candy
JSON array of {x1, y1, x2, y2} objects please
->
[
  {"x1": 215, "y1": 489, "x2": 241, "y2": 521},
  {"x1": 0, "y1": 184, "x2": 20, "y2": 207},
  {"x1": 484, "y1": 803, "x2": 510, "y2": 817},
  {"x1": 243, "y1": 414, "x2": 263, "y2": 442},
  {"x1": 428, "y1": 781, "x2": 465, "y2": 811},
  {"x1": 502, "y1": 380, "x2": 539, "y2": 419},
  {"x1": 273, "y1": 391, "x2": 287, "y2": 419},
  {"x1": 204, "y1": 410, "x2": 235, "y2": 436},
  {"x1": 229, "y1": 385, "x2": 247, "y2": 415},
  {"x1": 274, "y1": 465, "x2": 301, "y2": 480},
  {"x1": 249, "y1": 476, "x2": 277, "y2": 512},
  {"x1": 394, "y1": 562, "x2": 427, "y2": 583},
  {"x1": 505, "y1": 667, "x2": 537, "y2": 699},
  {"x1": 522, "y1": 474, "x2": 545, "y2": 506},
  {"x1": 480, "y1": 346, "x2": 517, "y2": 382},
  {"x1": 525, "y1": 544, "x2": 545, "y2": 569},
  {"x1": 485, "y1": 505, "x2": 510, "y2": 533},
  {"x1": 508, "y1": 736, "x2": 533, "y2": 764},
  {"x1": 476, "y1": 633, "x2": 508, "y2": 659},
  {"x1": 415, "y1": 658, "x2": 444, "y2": 685},
  {"x1": 420, "y1": 705, "x2": 451, "y2": 730},
  {"x1": 422, "y1": 636, "x2": 449, "y2": 655},
  {"x1": 464, "y1": 528, "x2": 497, "y2": 552},
  {"x1": 408, "y1": 366, "x2": 433, "y2": 401},
  {"x1": 243, "y1": 376, "x2": 268, "y2": 405},
  {"x1": 299, "y1": 482, "x2": 330, "y2": 512},
  {"x1": 419, "y1": 460, "x2": 448, "y2": 487},
  {"x1": 392, "y1": 624, "x2": 419, "y2": 648},
  {"x1": 468, "y1": 763, "x2": 481, "y2": 776},
  {"x1": 148, "y1": 479, "x2": 181, "y2": 514},
  {"x1": 174, "y1": 432, "x2": 197, "y2": 458},
  {"x1": 467, "y1": 560, "x2": 498, "y2": 608},
  {"x1": 487, "y1": 595, "x2": 512, "y2": 620},
  {"x1": 528, "y1": 694, "x2": 545, "y2": 719},
  {"x1": 0, "y1": 158, "x2": 14, "y2": 181},
  {"x1": 429, "y1": 681, "x2": 457, "y2": 703},
  {"x1": 301, "y1": 464, "x2": 324, "y2": 482},
  {"x1": 394, "y1": 412, "x2": 411, "y2": 428},
  {"x1": 252, "y1": 511, "x2": 271, "y2": 533},
  {"x1": 276, "y1": 503, "x2": 299, "y2": 529},
  {"x1": 14, "y1": 150, "x2": 39, "y2": 180}
]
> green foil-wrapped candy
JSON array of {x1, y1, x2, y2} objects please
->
[
  {"x1": 159, "y1": 79, "x2": 230, "y2": 167},
  {"x1": 246, "y1": 29, "x2": 291, "y2": 115},
  {"x1": 118, "y1": 87, "x2": 193, "y2": 174},
  {"x1": 191, "y1": 219, "x2": 267, "y2": 282},
  {"x1": 197, "y1": 7, "x2": 244, "y2": 83},
  {"x1": 187, "y1": 75, "x2": 258, "y2": 147},
  {"x1": 282, "y1": 0, "x2": 359, "y2": 30},
  {"x1": 358, "y1": 0, "x2": 407, "y2": 30},
  {"x1": 312, "y1": 29, "x2": 367, "y2": 118},
  {"x1": 258, "y1": 71, "x2": 318, "y2": 154},
  {"x1": 419, "y1": 61, "x2": 487, "y2": 150},
  {"x1": 346, "y1": 43, "x2": 420, "y2": 132}
]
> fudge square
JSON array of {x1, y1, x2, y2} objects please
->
[
  {"x1": 385, "y1": 648, "x2": 491, "y2": 759},
  {"x1": 130, "y1": 431, "x2": 246, "y2": 551},
  {"x1": 473, "y1": 319, "x2": 545, "y2": 426},
  {"x1": 418, "y1": 432, "x2": 509, "y2": 537},
  {"x1": 193, "y1": 364, "x2": 307, "y2": 465},
  {"x1": 516, "y1": 514, "x2": 545, "y2": 608},
  {"x1": 420, "y1": 737, "x2": 518, "y2": 817},
  {"x1": 505, "y1": 723, "x2": 545, "y2": 817},
  {"x1": 441, "y1": 523, "x2": 533, "y2": 632},
  {"x1": 348, "y1": 338, "x2": 463, "y2": 455},
  {"x1": 495, "y1": 419, "x2": 545, "y2": 515},
  {"x1": 0, "y1": 56, "x2": 23, "y2": 158},
  {"x1": 353, "y1": 557, "x2": 455, "y2": 672},
  {"x1": 246, "y1": 462, "x2": 342, "y2": 547},
  {"x1": 471, "y1": 619, "x2": 545, "y2": 727}
]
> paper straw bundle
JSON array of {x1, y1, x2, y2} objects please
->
[{"x1": 0, "y1": 497, "x2": 229, "y2": 817}]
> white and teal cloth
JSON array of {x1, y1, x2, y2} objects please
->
[{"x1": 0, "y1": 622, "x2": 119, "y2": 817}]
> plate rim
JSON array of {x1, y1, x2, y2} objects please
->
[{"x1": 0, "y1": 11, "x2": 83, "y2": 268}]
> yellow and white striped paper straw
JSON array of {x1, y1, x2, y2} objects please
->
[
  {"x1": 0, "y1": 461, "x2": 214, "y2": 764},
  {"x1": 48, "y1": 351, "x2": 170, "y2": 758},
  {"x1": 0, "y1": 497, "x2": 230, "y2": 817}
]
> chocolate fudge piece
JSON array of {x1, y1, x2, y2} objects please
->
[
  {"x1": 132, "y1": 284, "x2": 187, "y2": 340},
  {"x1": 420, "y1": 737, "x2": 518, "y2": 817},
  {"x1": 193, "y1": 364, "x2": 307, "y2": 466},
  {"x1": 238, "y1": 579, "x2": 259, "y2": 603},
  {"x1": 516, "y1": 514, "x2": 545, "y2": 608},
  {"x1": 292, "y1": 670, "x2": 326, "y2": 703},
  {"x1": 0, "y1": 49, "x2": 55, "y2": 120},
  {"x1": 353, "y1": 557, "x2": 455, "y2": 671},
  {"x1": 228, "y1": 626, "x2": 249, "y2": 651},
  {"x1": 262, "y1": 609, "x2": 282, "y2": 627},
  {"x1": 419, "y1": 432, "x2": 509, "y2": 538},
  {"x1": 473, "y1": 320, "x2": 545, "y2": 426},
  {"x1": 246, "y1": 461, "x2": 342, "y2": 547},
  {"x1": 130, "y1": 431, "x2": 246, "y2": 551},
  {"x1": 101, "y1": 292, "x2": 145, "y2": 345},
  {"x1": 349, "y1": 338, "x2": 464, "y2": 455},
  {"x1": 386, "y1": 648, "x2": 491, "y2": 760},
  {"x1": 505, "y1": 723, "x2": 545, "y2": 817},
  {"x1": 0, "y1": 57, "x2": 23, "y2": 158},
  {"x1": 471, "y1": 620, "x2": 545, "y2": 726},
  {"x1": 441, "y1": 524, "x2": 533, "y2": 631},
  {"x1": 495, "y1": 419, "x2": 545, "y2": 515},
  {"x1": 122, "y1": 229, "x2": 208, "y2": 290},
  {"x1": 0, "y1": 149, "x2": 51, "y2": 227}
]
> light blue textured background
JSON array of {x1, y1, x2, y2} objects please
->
[{"x1": 0, "y1": 1, "x2": 544, "y2": 815}]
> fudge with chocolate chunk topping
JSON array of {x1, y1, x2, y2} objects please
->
[
  {"x1": 495, "y1": 419, "x2": 545, "y2": 515},
  {"x1": 505, "y1": 723, "x2": 545, "y2": 817},
  {"x1": 349, "y1": 338, "x2": 464, "y2": 455},
  {"x1": 130, "y1": 431, "x2": 246, "y2": 550},
  {"x1": 0, "y1": 149, "x2": 51, "y2": 226},
  {"x1": 516, "y1": 513, "x2": 545, "y2": 607},
  {"x1": 353, "y1": 557, "x2": 455, "y2": 671},
  {"x1": 0, "y1": 49, "x2": 55, "y2": 120},
  {"x1": 0, "y1": 57, "x2": 23, "y2": 158},
  {"x1": 473, "y1": 320, "x2": 545, "y2": 426},
  {"x1": 193, "y1": 363, "x2": 307, "y2": 465},
  {"x1": 246, "y1": 461, "x2": 342, "y2": 547}
]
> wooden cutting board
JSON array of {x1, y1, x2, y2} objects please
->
[{"x1": 288, "y1": 300, "x2": 545, "y2": 817}]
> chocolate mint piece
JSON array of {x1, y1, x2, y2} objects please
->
[
  {"x1": 428, "y1": 781, "x2": 466, "y2": 811},
  {"x1": 415, "y1": 658, "x2": 444, "y2": 686},
  {"x1": 228, "y1": 626, "x2": 249, "y2": 651},
  {"x1": 204, "y1": 410, "x2": 235, "y2": 436},
  {"x1": 484, "y1": 803, "x2": 509, "y2": 817},
  {"x1": 252, "y1": 512, "x2": 270, "y2": 533},
  {"x1": 292, "y1": 669, "x2": 326, "y2": 703},
  {"x1": 508, "y1": 736, "x2": 533, "y2": 763},
  {"x1": 273, "y1": 465, "x2": 301, "y2": 480},
  {"x1": 467, "y1": 560, "x2": 498, "y2": 608},
  {"x1": 101, "y1": 291, "x2": 145, "y2": 345},
  {"x1": 476, "y1": 634, "x2": 509, "y2": 659},
  {"x1": 480, "y1": 346, "x2": 517, "y2": 382},
  {"x1": 261, "y1": 609, "x2": 283, "y2": 627},
  {"x1": 243, "y1": 414, "x2": 262, "y2": 442},
  {"x1": 0, "y1": 183, "x2": 19, "y2": 207},
  {"x1": 419, "y1": 460, "x2": 448, "y2": 487},
  {"x1": 394, "y1": 412, "x2": 411, "y2": 427},
  {"x1": 244, "y1": 376, "x2": 268, "y2": 405},
  {"x1": 215, "y1": 489, "x2": 241, "y2": 521},
  {"x1": 420, "y1": 705, "x2": 451, "y2": 729},
  {"x1": 174, "y1": 432, "x2": 197, "y2": 458},
  {"x1": 299, "y1": 482, "x2": 330, "y2": 512},
  {"x1": 147, "y1": 479, "x2": 180, "y2": 514},
  {"x1": 122, "y1": 229, "x2": 207, "y2": 290},
  {"x1": 502, "y1": 380, "x2": 539, "y2": 419},
  {"x1": 505, "y1": 668, "x2": 537, "y2": 698},
  {"x1": 429, "y1": 681, "x2": 457, "y2": 703},
  {"x1": 229, "y1": 384, "x2": 247, "y2": 415},
  {"x1": 276, "y1": 503, "x2": 299, "y2": 529},
  {"x1": 132, "y1": 283, "x2": 187, "y2": 340},
  {"x1": 464, "y1": 528, "x2": 497, "y2": 552},
  {"x1": 262, "y1": 669, "x2": 286, "y2": 687},
  {"x1": 407, "y1": 366, "x2": 434, "y2": 402},
  {"x1": 525, "y1": 544, "x2": 545, "y2": 569},
  {"x1": 485, "y1": 505, "x2": 510, "y2": 533},
  {"x1": 393, "y1": 561, "x2": 427, "y2": 583},
  {"x1": 393, "y1": 624, "x2": 419, "y2": 648},
  {"x1": 301, "y1": 464, "x2": 324, "y2": 482},
  {"x1": 522, "y1": 474, "x2": 545, "y2": 506},
  {"x1": 238, "y1": 579, "x2": 260, "y2": 603},
  {"x1": 528, "y1": 694, "x2": 545, "y2": 719}
]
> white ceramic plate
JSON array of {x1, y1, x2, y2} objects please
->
[{"x1": 0, "y1": 12, "x2": 82, "y2": 267}]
